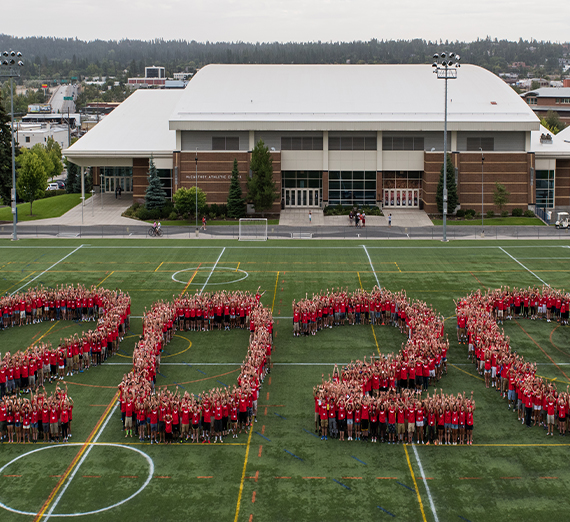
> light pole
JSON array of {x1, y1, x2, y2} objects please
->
[
  {"x1": 0, "y1": 50, "x2": 24, "y2": 241},
  {"x1": 433, "y1": 52, "x2": 460, "y2": 242},
  {"x1": 195, "y1": 148, "x2": 198, "y2": 233},
  {"x1": 480, "y1": 147, "x2": 485, "y2": 234}
]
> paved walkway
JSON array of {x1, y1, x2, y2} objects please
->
[
  {"x1": 36, "y1": 193, "x2": 137, "y2": 226},
  {"x1": 280, "y1": 208, "x2": 433, "y2": 228}
]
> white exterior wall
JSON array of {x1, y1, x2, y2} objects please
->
[
  {"x1": 381, "y1": 151, "x2": 424, "y2": 171},
  {"x1": 328, "y1": 151, "x2": 377, "y2": 171}
]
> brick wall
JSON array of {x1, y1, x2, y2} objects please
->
[
  {"x1": 556, "y1": 158, "x2": 570, "y2": 207},
  {"x1": 423, "y1": 152, "x2": 534, "y2": 214},
  {"x1": 177, "y1": 151, "x2": 282, "y2": 213},
  {"x1": 133, "y1": 158, "x2": 149, "y2": 202}
]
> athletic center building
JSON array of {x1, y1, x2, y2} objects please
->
[{"x1": 64, "y1": 64, "x2": 570, "y2": 214}]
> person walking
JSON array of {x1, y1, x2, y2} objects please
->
[
  {"x1": 388, "y1": 213, "x2": 392, "y2": 227},
  {"x1": 202, "y1": 216, "x2": 207, "y2": 230},
  {"x1": 309, "y1": 210, "x2": 312, "y2": 223}
]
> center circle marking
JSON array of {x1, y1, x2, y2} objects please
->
[
  {"x1": 171, "y1": 266, "x2": 249, "y2": 286},
  {"x1": 0, "y1": 443, "x2": 154, "y2": 517}
]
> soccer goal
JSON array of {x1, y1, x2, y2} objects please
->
[{"x1": 239, "y1": 218, "x2": 268, "y2": 241}]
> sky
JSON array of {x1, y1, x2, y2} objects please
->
[{"x1": 3, "y1": 0, "x2": 570, "y2": 43}]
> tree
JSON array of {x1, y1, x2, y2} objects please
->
[
  {"x1": 540, "y1": 110, "x2": 565, "y2": 134},
  {"x1": 247, "y1": 139, "x2": 279, "y2": 213},
  {"x1": 30, "y1": 144, "x2": 56, "y2": 180},
  {"x1": 144, "y1": 155, "x2": 167, "y2": 210},
  {"x1": 0, "y1": 91, "x2": 12, "y2": 205},
  {"x1": 46, "y1": 137, "x2": 64, "y2": 180},
  {"x1": 173, "y1": 186, "x2": 207, "y2": 217},
  {"x1": 226, "y1": 158, "x2": 246, "y2": 219},
  {"x1": 493, "y1": 182, "x2": 510, "y2": 212},
  {"x1": 16, "y1": 148, "x2": 48, "y2": 215},
  {"x1": 435, "y1": 154, "x2": 458, "y2": 214}
]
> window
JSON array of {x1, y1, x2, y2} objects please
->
[
  {"x1": 25, "y1": 136, "x2": 30, "y2": 143},
  {"x1": 281, "y1": 136, "x2": 323, "y2": 150},
  {"x1": 557, "y1": 98, "x2": 570, "y2": 104},
  {"x1": 536, "y1": 170, "x2": 555, "y2": 208},
  {"x1": 382, "y1": 137, "x2": 424, "y2": 151},
  {"x1": 527, "y1": 97, "x2": 537, "y2": 105},
  {"x1": 328, "y1": 136, "x2": 376, "y2": 151},
  {"x1": 466, "y1": 137, "x2": 494, "y2": 151},
  {"x1": 326, "y1": 171, "x2": 376, "y2": 206},
  {"x1": 212, "y1": 136, "x2": 239, "y2": 150}
]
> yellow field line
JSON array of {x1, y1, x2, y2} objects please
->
[
  {"x1": 154, "y1": 261, "x2": 164, "y2": 272},
  {"x1": 449, "y1": 363, "x2": 485, "y2": 382},
  {"x1": 28, "y1": 321, "x2": 60, "y2": 349},
  {"x1": 34, "y1": 392, "x2": 118, "y2": 521},
  {"x1": 236, "y1": 262, "x2": 240, "y2": 272},
  {"x1": 233, "y1": 426, "x2": 254, "y2": 522},
  {"x1": 271, "y1": 271, "x2": 279, "y2": 314},
  {"x1": 403, "y1": 445, "x2": 427, "y2": 522},
  {"x1": 395, "y1": 262, "x2": 402, "y2": 273},
  {"x1": 3, "y1": 271, "x2": 37, "y2": 293},
  {"x1": 182, "y1": 262, "x2": 202, "y2": 295},
  {"x1": 96, "y1": 271, "x2": 115, "y2": 288}
]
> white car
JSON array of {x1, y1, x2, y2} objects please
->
[
  {"x1": 555, "y1": 212, "x2": 569, "y2": 229},
  {"x1": 47, "y1": 182, "x2": 59, "y2": 191}
]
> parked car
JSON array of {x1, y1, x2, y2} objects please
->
[
  {"x1": 47, "y1": 182, "x2": 59, "y2": 191},
  {"x1": 56, "y1": 180, "x2": 65, "y2": 190}
]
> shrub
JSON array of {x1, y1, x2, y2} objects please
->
[
  {"x1": 465, "y1": 208, "x2": 476, "y2": 219},
  {"x1": 512, "y1": 208, "x2": 523, "y2": 217},
  {"x1": 42, "y1": 189, "x2": 67, "y2": 199},
  {"x1": 486, "y1": 210, "x2": 495, "y2": 219},
  {"x1": 456, "y1": 209, "x2": 465, "y2": 218},
  {"x1": 168, "y1": 211, "x2": 178, "y2": 221},
  {"x1": 501, "y1": 210, "x2": 509, "y2": 218},
  {"x1": 524, "y1": 209, "x2": 535, "y2": 218}
]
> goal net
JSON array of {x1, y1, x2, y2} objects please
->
[{"x1": 239, "y1": 218, "x2": 268, "y2": 241}]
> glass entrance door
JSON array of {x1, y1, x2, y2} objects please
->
[
  {"x1": 102, "y1": 176, "x2": 133, "y2": 193},
  {"x1": 284, "y1": 188, "x2": 319, "y2": 208}
]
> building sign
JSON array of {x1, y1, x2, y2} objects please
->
[{"x1": 185, "y1": 174, "x2": 243, "y2": 181}]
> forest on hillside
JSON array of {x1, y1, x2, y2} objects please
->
[{"x1": 1, "y1": 34, "x2": 568, "y2": 82}]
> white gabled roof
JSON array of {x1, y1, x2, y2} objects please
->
[
  {"x1": 64, "y1": 89, "x2": 184, "y2": 166},
  {"x1": 169, "y1": 64, "x2": 540, "y2": 132},
  {"x1": 531, "y1": 125, "x2": 570, "y2": 158}
]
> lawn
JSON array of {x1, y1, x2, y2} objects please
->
[
  {"x1": 0, "y1": 193, "x2": 90, "y2": 223},
  {"x1": 430, "y1": 216, "x2": 545, "y2": 226},
  {"x1": 1, "y1": 238, "x2": 570, "y2": 522}
]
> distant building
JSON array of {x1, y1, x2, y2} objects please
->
[
  {"x1": 522, "y1": 87, "x2": 570, "y2": 125},
  {"x1": 16, "y1": 123, "x2": 70, "y2": 149},
  {"x1": 145, "y1": 66, "x2": 165, "y2": 79}
]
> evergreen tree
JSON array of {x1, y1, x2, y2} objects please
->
[
  {"x1": 247, "y1": 140, "x2": 279, "y2": 213},
  {"x1": 226, "y1": 158, "x2": 246, "y2": 219},
  {"x1": 436, "y1": 154, "x2": 458, "y2": 214},
  {"x1": 65, "y1": 158, "x2": 79, "y2": 192},
  {"x1": 144, "y1": 155, "x2": 167, "y2": 210},
  {"x1": 16, "y1": 148, "x2": 48, "y2": 215},
  {"x1": 0, "y1": 93, "x2": 13, "y2": 205}
]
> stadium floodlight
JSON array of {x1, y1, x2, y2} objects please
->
[
  {"x1": 433, "y1": 51, "x2": 460, "y2": 242},
  {"x1": 0, "y1": 50, "x2": 24, "y2": 241}
]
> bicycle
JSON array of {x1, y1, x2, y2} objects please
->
[{"x1": 148, "y1": 227, "x2": 163, "y2": 237}]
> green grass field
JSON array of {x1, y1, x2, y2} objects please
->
[
  {"x1": 430, "y1": 216, "x2": 545, "y2": 226},
  {"x1": 1, "y1": 238, "x2": 570, "y2": 522},
  {"x1": 0, "y1": 194, "x2": 90, "y2": 223}
]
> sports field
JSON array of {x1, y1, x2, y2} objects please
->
[{"x1": 1, "y1": 238, "x2": 570, "y2": 522}]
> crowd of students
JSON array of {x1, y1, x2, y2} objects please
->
[
  {"x1": 457, "y1": 286, "x2": 570, "y2": 436},
  {"x1": 0, "y1": 285, "x2": 130, "y2": 445},
  {"x1": 300, "y1": 288, "x2": 475, "y2": 444},
  {"x1": 118, "y1": 289, "x2": 273, "y2": 444},
  {"x1": 0, "y1": 383, "x2": 74, "y2": 443}
]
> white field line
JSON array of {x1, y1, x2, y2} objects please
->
[
  {"x1": 199, "y1": 247, "x2": 225, "y2": 294},
  {"x1": 499, "y1": 247, "x2": 550, "y2": 287},
  {"x1": 412, "y1": 445, "x2": 439, "y2": 522},
  {"x1": 42, "y1": 403, "x2": 119, "y2": 521},
  {"x1": 11, "y1": 245, "x2": 84, "y2": 295},
  {"x1": 362, "y1": 245, "x2": 381, "y2": 289}
]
